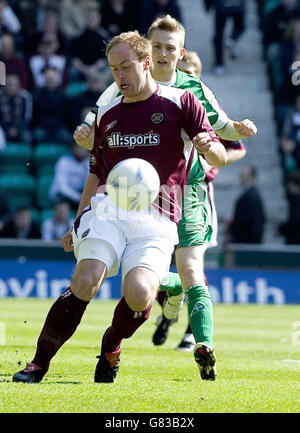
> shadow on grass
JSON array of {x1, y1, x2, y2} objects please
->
[
  {"x1": 0, "y1": 375, "x2": 82, "y2": 385},
  {"x1": 50, "y1": 381, "x2": 82, "y2": 385},
  {"x1": 172, "y1": 378, "x2": 193, "y2": 382}
]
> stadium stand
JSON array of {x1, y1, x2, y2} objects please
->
[
  {"x1": 0, "y1": 173, "x2": 35, "y2": 212},
  {"x1": 179, "y1": 0, "x2": 300, "y2": 244},
  {"x1": 0, "y1": 0, "x2": 299, "y2": 244},
  {"x1": 0, "y1": 142, "x2": 32, "y2": 174}
]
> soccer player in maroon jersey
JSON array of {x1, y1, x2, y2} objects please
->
[
  {"x1": 13, "y1": 31, "x2": 227, "y2": 384},
  {"x1": 72, "y1": 16, "x2": 257, "y2": 380}
]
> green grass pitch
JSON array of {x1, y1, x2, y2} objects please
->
[{"x1": 0, "y1": 298, "x2": 299, "y2": 413}]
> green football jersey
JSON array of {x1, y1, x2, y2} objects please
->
[
  {"x1": 89, "y1": 69, "x2": 227, "y2": 186},
  {"x1": 174, "y1": 69, "x2": 227, "y2": 131}
]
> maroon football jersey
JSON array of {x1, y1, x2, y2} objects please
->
[{"x1": 90, "y1": 84, "x2": 220, "y2": 223}]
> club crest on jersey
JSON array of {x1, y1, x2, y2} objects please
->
[
  {"x1": 151, "y1": 112, "x2": 164, "y2": 124},
  {"x1": 107, "y1": 131, "x2": 160, "y2": 149},
  {"x1": 105, "y1": 120, "x2": 117, "y2": 132}
]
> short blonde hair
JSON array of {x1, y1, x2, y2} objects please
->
[
  {"x1": 147, "y1": 15, "x2": 185, "y2": 47},
  {"x1": 106, "y1": 31, "x2": 152, "y2": 61},
  {"x1": 180, "y1": 50, "x2": 202, "y2": 76}
]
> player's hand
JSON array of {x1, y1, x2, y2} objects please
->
[
  {"x1": 61, "y1": 228, "x2": 74, "y2": 252},
  {"x1": 233, "y1": 119, "x2": 257, "y2": 138},
  {"x1": 193, "y1": 132, "x2": 212, "y2": 154},
  {"x1": 73, "y1": 122, "x2": 94, "y2": 150}
]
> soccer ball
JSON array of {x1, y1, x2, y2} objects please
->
[{"x1": 106, "y1": 158, "x2": 160, "y2": 211}]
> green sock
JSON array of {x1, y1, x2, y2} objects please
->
[
  {"x1": 159, "y1": 272, "x2": 183, "y2": 296},
  {"x1": 185, "y1": 284, "x2": 213, "y2": 348}
]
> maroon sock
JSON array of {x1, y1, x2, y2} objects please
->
[
  {"x1": 32, "y1": 288, "x2": 89, "y2": 371},
  {"x1": 103, "y1": 297, "x2": 152, "y2": 353},
  {"x1": 156, "y1": 291, "x2": 167, "y2": 309}
]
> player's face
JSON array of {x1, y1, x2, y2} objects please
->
[
  {"x1": 177, "y1": 59, "x2": 199, "y2": 77},
  {"x1": 108, "y1": 43, "x2": 148, "y2": 101},
  {"x1": 150, "y1": 29, "x2": 185, "y2": 81}
]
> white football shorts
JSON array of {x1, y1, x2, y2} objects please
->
[{"x1": 72, "y1": 194, "x2": 178, "y2": 282}]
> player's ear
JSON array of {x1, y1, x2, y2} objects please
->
[
  {"x1": 179, "y1": 47, "x2": 186, "y2": 60},
  {"x1": 143, "y1": 56, "x2": 151, "y2": 70}
]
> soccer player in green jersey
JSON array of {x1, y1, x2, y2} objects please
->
[
  {"x1": 155, "y1": 49, "x2": 246, "y2": 353},
  {"x1": 177, "y1": 50, "x2": 202, "y2": 77},
  {"x1": 71, "y1": 15, "x2": 256, "y2": 380}
]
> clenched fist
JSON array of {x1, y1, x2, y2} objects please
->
[
  {"x1": 73, "y1": 121, "x2": 94, "y2": 150},
  {"x1": 233, "y1": 119, "x2": 257, "y2": 138},
  {"x1": 61, "y1": 228, "x2": 73, "y2": 252},
  {"x1": 193, "y1": 132, "x2": 213, "y2": 154}
]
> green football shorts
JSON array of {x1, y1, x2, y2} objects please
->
[{"x1": 177, "y1": 182, "x2": 212, "y2": 248}]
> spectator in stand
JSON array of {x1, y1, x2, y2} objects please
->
[
  {"x1": 279, "y1": 135, "x2": 300, "y2": 177},
  {"x1": 50, "y1": 143, "x2": 89, "y2": 210},
  {"x1": 59, "y1": 0, "x2": 89, "y2": 39},
  {"x1": 31, "y1": 67, "x2": 70, "y2": 144},
  {"x1": 0, "y1": 0, "x2": 21, "y2": 35},
  {"x1": 0, "y1": 73, "x2": 32, "y2": 142},
  {"x1": 0, "y1": 33, "x2": 31, "y2": 90},
  {"x1": 0, "y1": 126, "x2": 5, "y2": 151},
  {"x1": 278, "y1": 171, "x2": 300, "y2": 243},
  {"x1": 280, "y1": 94, "x2": 300, "y2": 175},
  {"x1": 28, "y1": 9, "x2": 67, "y2": 56},
  {"x1": 254, "y1": 0, "x2": 264, "y2": 30},
  {"x1": 0, "y1": 207, "x2": 41, "y2": 239},
  {"x1": 67, "y1": 69, "x2": 111, "y2": 130},
  {"x1": 34, "y1": 0, "x2": 60, "y2": 30},
  {"x1": 13, "y1": 0, "x2": 60, "y2": 56},
  {"x1": 277, "y1": 17, "x2": 300, "y2": 105},
  {"x1": 282, "y1": 94, "x2": 300, "y2": 145},
  {"x1": 138, "y1": 0, "x2": 182, "y2": 35},
  {"x1": 29, "y1": 33, "x2": 68, "y2": 89},
  {"x1": 0, "y1": 188, "x2": 10, "y2": 231},
  {"x1": 205, "y1": 0, "x2": 246, "y2": 75},
  {"x1": 70, "y1": 7, "x2": 110, "y2": 81},
  {"x1": 227, "y1": 166, "x2": 266, "y2": 244},
  {"x1": 101, "y1": 0, "x2": 139, "y2": 37},
  {"x1": 41, "y1": 201, "x2": 74, "y2": 241},
  {"x1": 263, "y1": 0, "x2": 299, "y2": 58}
]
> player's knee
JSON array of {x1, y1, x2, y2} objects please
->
[
  {"x1": 71, "y1": 259, "x2": 106, "y2": 301},
  {"x1": 178, "y1": 265, "x2": 204, "y2": 291},
  {"x1": 71, "y1": 269, "x2": 100, "y2": 301},
  {"x1": 123, "y1": 267, "x2": 158, "y2": 311},
  {"x1": 123, "y1": 283, "x2": 154, "y2": 312}
]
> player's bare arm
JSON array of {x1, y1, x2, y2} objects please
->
[
  {"x1": 61, "y1": 173, "x2": 99, "y2": 252},
  {"x1": 73, "y1": 122, "x2": 94, "y2": 150},
  {"x1": 193, "y1": 132, "x2": 227, "y2": 167},
  {"x1": 198, "y1": 155, "x2": 213, "y2": 173},
  {"x1": 224, "y1": 147, "x2": 246, "y2": 165},
  {"x1": 216, "y1": 118, "x2": 257, "y2": 141}
]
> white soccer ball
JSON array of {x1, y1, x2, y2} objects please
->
[{"x1": 106, "y1": 158, "x2": 160, "y2": 211}]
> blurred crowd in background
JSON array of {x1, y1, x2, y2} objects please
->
[
  {"x1": 0, "y1": 0, "x2": 299, "y2": 244},
  {"x1": 257, "y1": 0, "x2": 300, "y2": 243},
  {"x1": 0, "y1": 0, "x2": 182, "y2": 241}
]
